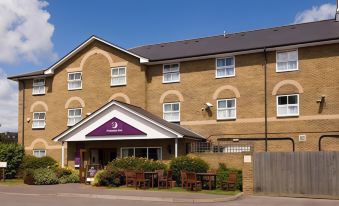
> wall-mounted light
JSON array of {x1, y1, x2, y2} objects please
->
[
  {"x1": 201, "y1": 102, "x2": 213, "y2": 111},
  {"x1": 316, "y1": 95, "x2": 325, "y2": 104},
  {"x1": 26, "y1": 118, "x2": 31, "y2": 123}
]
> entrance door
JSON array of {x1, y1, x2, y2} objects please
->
[
  {"x1": 79, "y1": 149, "x2": 88, "y2": 183},
  {"x1": 90, "y1": 149, "x2": 99, "y2": 165}
]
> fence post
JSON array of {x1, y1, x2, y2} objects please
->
[{"x1": 242, "y1": 155, "x2": 254, "y2": 195}]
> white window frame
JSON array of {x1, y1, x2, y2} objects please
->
[
  {"x1": 32, "y1": 149, "x2": 46, "y2": 158},
  {"x1": 215, "y1": 56, "x2": 235, "y2": 78},
  {"x1": 163, "y1": 102, "x2": 180, "y2": 122},
  {"x1": 67, "y1": 108, "x2": 82, "y2": 126},
  {"x1": 163, "y1": 63, "x2": 180, "y2": 83},
  {"x1": 32, "y1": 112, "x2": 46, "y2": 129},
  {"x1": 276, "y1": 94, "x2": 300, "y2": 117},
  {"x1": 276, "y1": 49, "x2": 299, "y2": 72},
  {"x1": 111, "y1": 67, "x2": 127, "y2": 86},
  {"x1": 120, "y1": 147, "x2": 162, "y2": 160},
  {"x1": 68, "y1": 72, "x2": 82, "y2": 90},
  {"x1": 32, "y1": 78, "x2": 46, "y2": 95},
  {"x1": 217, "y1": 98, "x2": 237, "y2": 120}
]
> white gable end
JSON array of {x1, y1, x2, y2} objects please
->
[{"x1": 60, "y1": 105, "x2": 178, "y2": 142}]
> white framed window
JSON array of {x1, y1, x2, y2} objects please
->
[
  {"x1": 33, "y1": 149, "x2": 46, "y2": 158},
  {"x1": 32, "y1": 79, "x2": 45, "y2": 95},
  {"x1": 163, "y1": 63, "x2": 180, "y2": 83},
  {"x1": 276, "y1": 50, "x2": 298, "y2": 72},
  {"x1": 277, "y1": 94, "x2": 299, "y2": 117},
  {"x1": 32, "y1": 112, "x2": 46, "y2": 129},
  {"x1": 67, "y1": 108, "x2": 82, "y2": 126},
  {"x1": 217, "y1": 98, "x2": 236, "y2": 120},
  {"x1": 68, "y1": 72, "x2": 82, "y2": 90},
  {"x1": 163, "y1": 102, "x2": 180, "y2": 122},
  {"x1": 111, "y1": 67, "x2": 126, "y2": 86},
  {"x1": 216, "y1": 57, "x2": 235, "y2": 78},
  {"x1": 121, "y1": 147, "x2": 162, "y2": 160}
]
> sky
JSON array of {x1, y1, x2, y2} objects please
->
[{"x1": 0, "y1": 0, "x2": 337, "y2": 132}]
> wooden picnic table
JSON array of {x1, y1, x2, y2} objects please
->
[
  {"x1": 144, "y1": 171, "x2": 158, "y2": 188},
  {"x1": 196, "y1": 172, "x2": 217, "y2": 190}
]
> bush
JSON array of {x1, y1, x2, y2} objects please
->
[
  {"x1": 30, "y1": 168, "x2": 59, "y2": 185},
  {"x1": 92, "y1": 167, "x2": 121, "y2": 187},
  {"x1": 169, "y1": 156, "x2": 209, "y2": 184},
  {"x1": 216, "y1": 163, "x2": 242, "y2": 191},
  {"x1": 55, "y1": 167, "x2": 80, "y2": 184},
  {"x1": 107, "y1": 157, "x2": 167, "y2": 172},
  {"x1": 0, "y1": 143, "x2": 24, "y2": 178},
  {"x1": 20, "y1": 155, "x2": 57, "y2": 171}
]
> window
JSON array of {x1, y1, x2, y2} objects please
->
[
  {"x1": 111, "y1": 67, "x2": 126, "y2": 86},
  {"x1": 32, "y1": 112, "x2": 46, "y2": 129},
  {"x1": 33, "y1": 149, "x2": 46, "y2": 158},
  {"x1": 216, "y1": 57, "x2": 235, "y2": 78},
  {"x1": 217, "y1": 99, "x2": 236, "y2": 120},
  {"x1": 121, "y1": 147, "x2": 162, "y2": 160},
  {"x1": 277, "y1": 94, "x2": 299, "y2": 117},
  {"x1": 163, "y1": 63, "x2": 180, "y2": 83},
  {"x1": 67, "y1": 108, "x2": 82, "y2": 126},
  {"x1": 163, "y1": 102, "x2": 180, "y2": 122},
  {"x1": 68, "y1": 72, "x2": 82, "y2": 90},
  {"x1": 32, "y1": 79, "x2": 45, "y2": 95},
  {"x1": 276, "y1": 50, "x2": 298, "y2": 72}
]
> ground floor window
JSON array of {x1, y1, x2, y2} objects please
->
[
  {"x1": 33, "y1": 149, "x2": 46, "y2": 158},
  {"x1": 121, "y1": 147, "x2": 162, "y2": 160}
]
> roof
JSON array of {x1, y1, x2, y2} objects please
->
[
  {"x1": 53, "y1": 100, "x2": 205, "y2": 141},
  {"x1": 9, "y1": 20, "x2": 339, "y2": 80},
  {"x1": 129, "y1": 20, "x2": 339, "y2": 61},
  {"x1": 8, "y1": 69, "x2": 46, "y2": 80}
]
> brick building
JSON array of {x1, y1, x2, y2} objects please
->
[{"x1": 8, "y1": 18, "x2": 339, "y2": 169}]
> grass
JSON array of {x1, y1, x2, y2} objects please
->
[
  {"x1": 0, "y1": 178, "x2": 24, "y2": 186},
  {"x1": 108, "y1": 185, "x2": 240, "y2": 196}
]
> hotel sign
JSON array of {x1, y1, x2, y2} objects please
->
[{"x1": 86, "y1": 117, "x2": 146, "y2": 136}]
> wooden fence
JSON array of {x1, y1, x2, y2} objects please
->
[{"x1": 254, "y1": 151, "x2": 339, "y2": 197}]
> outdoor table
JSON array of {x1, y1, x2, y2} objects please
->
[
  {"x1": 196, "y1": 172, "x2": 217, "y2": 190},
  {"x1": 144, "y1": 171, "x2": 158, "y2": 188}
]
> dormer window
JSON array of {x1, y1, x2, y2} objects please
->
[
  {"x1": 276, "y1": 50, "x2": 298, "y2": 72},
  {"x1": 163, "y1": 63, "x2": 180, "y2": 83},
  {"x1": 68, "y1": 72, "x2": 82, "y2": 90},
  {"x1": 32, "y1": 79, "x2": 45, "y2": 95}
]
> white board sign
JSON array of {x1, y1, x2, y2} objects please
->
[
  {"x1": 0, "y1": 162, "x2": 7, "y2": 168},
  {"x1": 244, "y1": 155, "x2": 252, "y2": 163}
]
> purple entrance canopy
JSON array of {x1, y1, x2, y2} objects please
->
[{"x1": 86, "y1": 117, "x2": 146, "y2": 137}]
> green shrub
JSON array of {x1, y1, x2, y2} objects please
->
[
  {"x1": 216, "y1": 163, "x2": 242, "y2": 191},
  {"x1": 59, "y1": 172, "x2": 80, "y2": 184},
  {"x1": 92, "y1": 168, "x2": 121, "y2": 187},
  {"x1": 55, "y1": 167, "x2": 80, "y2": 184},
  {"x1": 20, "y1": 155, "x2": 57, "y2": 171},
  {"x1": 0, "y1": 143, "x2": 24, "y2": 178},
  {"x1": 169, "y1": 156, "x2": 209, "y2": 184},
  {"x1": 107, "y1": 157, "x2": 167, "y2": 172},
  {"x1": 31, "y1": 168, "x2": 59, "y2": 185}
]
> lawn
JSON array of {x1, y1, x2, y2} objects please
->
[
  {"x1": 0, "y1": 179, "x2": 24, "y2": 186},
  {"x1": 108, "y1": 186, "x2": 240, "y2": 196}
]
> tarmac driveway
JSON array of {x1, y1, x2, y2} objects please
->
[{"x1": 0, "y1": 184, "x2": 338, "y2": 206}]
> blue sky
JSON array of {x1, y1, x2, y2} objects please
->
[
  {"x1": 0, "y1": 0, "x2": 337, "y2": 132},
  {"x1": 2, "y1": 0, "x2": 338, "y2": 76}
]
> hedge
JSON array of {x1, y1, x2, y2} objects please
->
[
  {"x1": 107, "y1": 157, "x2": 167, "y2": 172},
  {"x1": 169, "y1": 156, "x2": 209, "y2": 184},
  {"x1": 0, "y1": 143, "x2": 24, "y2": 178},
  {"x1": 20, "y1": 155, "x2": 57, "y2": 171},
  {"x1": 216, "y1": 163, "x2": 242, "y2": 191}
]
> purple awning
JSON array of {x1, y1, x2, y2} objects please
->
[{"x1": 86, "y1": 117, "x2": 146, "y2": 137}]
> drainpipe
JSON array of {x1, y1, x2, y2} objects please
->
[
  {"x1": 318, "y1": 135, "x2": 339, "y2": 151},
  {"x1": 336, "y1": 0, "x2": 339, "y2": 21},
  {"x1": 264, "y1": 48, "x2": 268, "y2": 151},
  {"x1": 21, "y1": 80, "x2": 26, "y2": 147},
  {"x1": 174, "y1": 138, "x2": 178, "y2": 158}
]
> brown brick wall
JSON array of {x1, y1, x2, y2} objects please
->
[{"x1": 17, "y1": 40, "x2": 339, "y2": 162}]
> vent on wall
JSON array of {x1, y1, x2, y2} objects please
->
[{"x1": 299, "y1": 134, "x2": 307, "y2": 142}]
